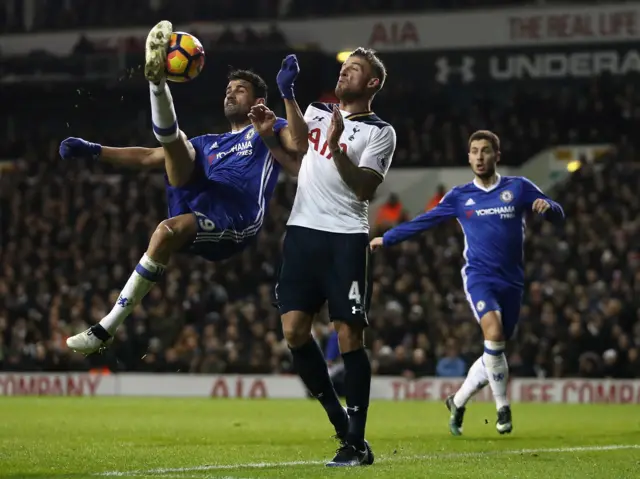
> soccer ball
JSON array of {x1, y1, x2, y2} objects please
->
[{"x1": 165, "y1": 32, "x2": 205, "y2": 83}]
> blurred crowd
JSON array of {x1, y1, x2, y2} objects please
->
[
  {"x1": 0, "y1": 0, "x2": 592, "y2": 33},
  {"x1": 3, "y1": 49, "x2": 639, "y2": 170},
  {"x1": 1, "y1": 68, "x2": 639, "y2": 379}
]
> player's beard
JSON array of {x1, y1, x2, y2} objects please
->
[
  {"x1": 224, "y1": 104, "x2": 248, "y2": 125},
  {"x1": 335, "y1": 84, "x2": 364, "y2": 103}
]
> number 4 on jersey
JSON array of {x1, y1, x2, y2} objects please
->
[{"x1": 348, "y1": 281, "x2": 361, "y2": 304}]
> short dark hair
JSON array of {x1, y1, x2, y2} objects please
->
[
  {"x1": 468, "y1": 130, "x2": 500, "y2": 152},
  {"x1": 349, "y1": 47, "x2": 387, "y2": 92},
  {"x1": 228, "y1": 69, "x2": 268, "y2": 103}
]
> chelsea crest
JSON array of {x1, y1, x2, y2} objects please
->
[{"x1": 500, "y1": 190, "x2": 513, "y2": 203}]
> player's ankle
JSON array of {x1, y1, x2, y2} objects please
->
[
  {"x1": 345, "y1": 435, "x2": 366, "y2": 450},
  {"x1": 452, "y1": 393, "x2": 466, "y2": 409},
  {"x1": 91, "y1": 323, "x2": 113, "y2": 340},
  {"x1": 329, "y1": 408, "x2": 348, "y2": 434},
  {"x1": 150, "y1": 78, "x2": 166, "y2": 93},
  {"x1": 495, "y1": 397, "x2": 510, "y2": 410}
]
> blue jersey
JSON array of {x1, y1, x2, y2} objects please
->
[
  {"x1": 165, "y1": 118, "x2": 286, "y2": 261},
  {"x1": 383, "y1": 175, "x2": 564, "y2": 289}
]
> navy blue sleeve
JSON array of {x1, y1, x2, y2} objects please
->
[
  {"x1": 520, "y1": 177, "x2": 565, "y2": 223},
  {"x1": 273, "y1": 117, "x2": 288, "y2": 135},
  {"x1": 383, "y1": 189, "x2": 458, "y2": 246},
  {"x1": 324, "y1": 331, "x2": 340, "y2": 362},
  {"x1": 189, "y1": 134, "x2": 217, "y2": 170},
  {"x1": 189, "y1": 134, "x2": 210, "y2": 153}
]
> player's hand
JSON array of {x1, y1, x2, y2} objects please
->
[
  {"x1": 248, "y1": 105, "x2": 277, "y2": 137},
  {"x1": 59, "y1": 137, "x2": 102, "y2": 161},
  {"x1": 276, "y1": 54, "x2": 299, "y2": 100},
  {"x1": 327, "y1": 105, "x2": 345, "y2": 151},
  {"x1": 369, "y1": 237, "x2": 384, "y2": 251},
  {"x1": 532, "y1": 199, "x2": 551, "y2": 215}
]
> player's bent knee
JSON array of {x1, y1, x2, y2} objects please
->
[
  {"x1": 281, "y1": 311, "x2": 313, "y2": 348},
  {"x1": 153, "y1": 215, "x2": 197, "y2": 249},
  {"x1": 152, "y1": 220, "x2": 175, "y2": 245},
  {"x1": 479, "y1": 311, "x2": 505, "y2": 341},
  {"x1": 334, "y1": 320, "x2": 364, "y2": 353}
]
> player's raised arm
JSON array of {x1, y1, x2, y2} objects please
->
[
  {"x1": 328, "y1": 106, "x2": 395, "y2": 202},
  {"x1": 520, "y1": 177, "x2": 565, "y2": 223},
  {"x1": 275, "y1": 54, "x2": 309, "y2": 155},
  {"x1": 372, "y1": 190, "x2": 458, "y2": 249},
  {"x1": 249, "y1": 105, "x2": 301, "y2": 176},
  {"x1": 59, "y1": 137, "x2": 165, "y2": 169}
]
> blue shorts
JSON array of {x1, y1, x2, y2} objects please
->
[
  {"x1": 165, "y1": 178, "x2": 257, "y2": 262},
  {"x1": 464, "y1": 281, "x2": 523, "y2": 339}
]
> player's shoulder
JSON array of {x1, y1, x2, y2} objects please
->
[
  {"x1": 189, "y1": 134, "x2": 219, "y2": 150},
  {"x1": 502, "y1": 175, "x2": 539, "y2": 189},
  {"x1": 306, "y1": 103, "x2": 393, "y2": 130},
  {"x1": 347, "y1": 111, "x2": 392, "y2": 131},
  {"x1": 501, "y1": 175, "x2": 531, "y2": 184},
  {"x1": 439, "y1": 184, "x2": 468, "y2": 203},
  {"x1": 453, "y1": 182, "x2": 477, "y2": 195},
  {"x1": 308, "y1": 102, "x2": 335, "y2": 115},
  {"x1": 501, "y1": 175, "x2": 524, "y2": 184},
  {"x1": 190, "y1": 133, "x2": 218, "y2": 141}
]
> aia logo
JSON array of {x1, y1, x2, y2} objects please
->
[{"x1": 308, "y1": 128, "x2": 347, "y2": 159}]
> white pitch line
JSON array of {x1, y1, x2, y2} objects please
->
[{"x1": 99, "y1": 444, "x2": 640, "y2": 477}]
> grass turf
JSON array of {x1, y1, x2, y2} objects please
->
[{"x1": 1, "y1": 397, "x2": 639, "y2": 478}]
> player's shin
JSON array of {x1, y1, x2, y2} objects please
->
[
  {"x1": 149, "y1": 81, "x2": 180, "y2": 143},
  {"x1": 289, "y1": 338, "x2": 348, "y2": 436},
  {"x1": 98, "y1": 254, "x2": 166, "y2": 335},
  {"x1": 483, "y1": 340, "x2": 509, "y2": 409},
  {"x1": 342, "y1": 348, "x2": 371, "y2": 448},
  {"x1": 453, "y1": 356, "x2": 489, "y2": 408}
]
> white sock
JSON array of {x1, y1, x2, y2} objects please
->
[
  {"x1": 483, "y1": 340, "x2": 510, "y2": 410},
  {"x1": 150, "y1": 80, "x2": 180, "y2": 143},
  {"x1": 453, "y1": 356, "x2": 488, "y2": 408},
  {"x1": 99, "y1": 253, "x2": 166, "y2": 335}
]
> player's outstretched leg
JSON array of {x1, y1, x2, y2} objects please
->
[
  {"x1": 282, "y1": 312, "x2": 349, "y2": 441},
  {"x1": 445, "y1": 357, "x2": 489, "y2": 436},
  {"x1": 66, "y1": 214, "x2": 197, "y2": 354},
  {"x1": 326, "y1": 321, "x2": 374, "y2": 467},
  {"x1": 480, "y1": 311, "x2": 512, "y2": 434},
  {"x1": 145, "y1": 20, "x2": 194, "y2": 187}
]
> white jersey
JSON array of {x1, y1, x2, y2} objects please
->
[{"x1": 287, "y1": 102, "x2": 396, "y2": 234}]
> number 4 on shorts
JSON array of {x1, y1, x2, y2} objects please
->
[{"x1": 348, "y1": 281, "x2": 361, "y2": 304}]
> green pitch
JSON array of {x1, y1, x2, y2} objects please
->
[{"x1": 1, "y1": 398, "x2": 639, "y2": 478}]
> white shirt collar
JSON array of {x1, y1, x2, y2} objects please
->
[
  {"x1": 473, "y1": 174, "x2": 502, "y2": 192},
  {"x1": 231, "y1": 123, "x2": 252, "y2": 134}
]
